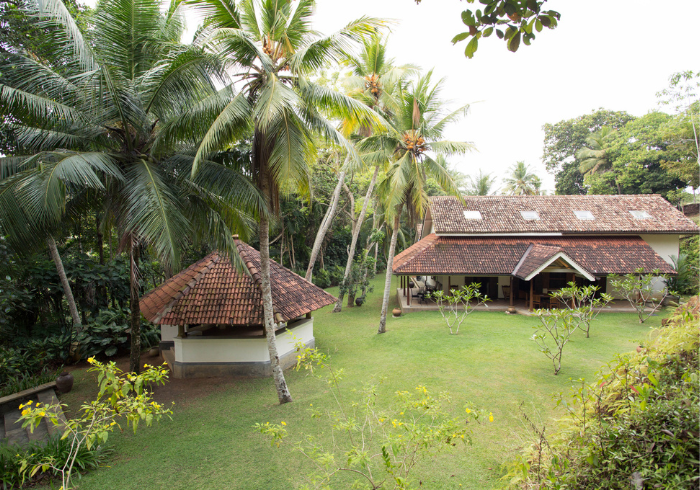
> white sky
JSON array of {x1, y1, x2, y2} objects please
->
[
  {"x1": 114, "y1": 0, "x2": 699, "y2": 193},
  {"x1": 305, "y1": 0, "x2": 699, "y2": 193}
]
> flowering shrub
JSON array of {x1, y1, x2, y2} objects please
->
[
  {"x1": 255, "y1": 344, "x2": 490, "y2": 489},
  {"x1": 17, "y1": 359, "x2": 172, "y2": 489},
  {"x1": 505, "y1": 298, "x2": 700, "y2": 489}
]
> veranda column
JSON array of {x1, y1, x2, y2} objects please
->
[
  {"x1": 509, "y1": 277, "x2": 514, "y2": 307},
  {"x1": 529, "y1": 280, "x2": 534, "y2": 311}
]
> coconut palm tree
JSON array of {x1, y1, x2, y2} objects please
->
[
  {"x1": 502, "y1": 161, "x2": 539, "y2": 195},
  {"x1": 361, "y1": 71, "x2": 474, "y2": 333},
  {"x1": 188, "y1": 0, "x2": 385, "y2": 403},
  {"x1": 332, "y1": 35, "x2": 416, "y2": 313},
  {"x1": 576, "y1": 126, "x2": 622, "y2": 193},
  {"x1": 465, "y1": 169, "x2": 498, "y2": 195},
  {"x1": 0, "y1": 0, "x2": 264, "y2": 373}
]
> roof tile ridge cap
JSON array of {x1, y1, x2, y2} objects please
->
[
  {"x1": 235, "y1": 240, "x2": 262, "y2": 287},
  {"x1": 151, "y1": 254, "x2": 221, "y2": 325},
  {"x1": 512, "y1": 243, "x2": 534, "y2": 277}
]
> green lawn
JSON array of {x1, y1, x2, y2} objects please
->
[{"x1": 62, "y1": 276, "x2": 666, "y2": 489}]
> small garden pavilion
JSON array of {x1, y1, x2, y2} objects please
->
[{"x1": 140, "y1": 237, "x2": 336, "y2": 378}]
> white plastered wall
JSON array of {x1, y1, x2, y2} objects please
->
[
  {"x1": 172, "y1": 319, "x2": 314, "y2": 364},
  {"x1": 639, "y1": 234, "x2": 680, "y2": 265},
  {"x1": 161, "y1": 325, "x2": 178, "y2": 342},
  {"x1": 605, "y1": 234, "x2": 680, "y2": 297}
]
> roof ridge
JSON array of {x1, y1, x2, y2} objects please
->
[{"x1": 511, "y1": 243, "x2": 534, "y2": 277}]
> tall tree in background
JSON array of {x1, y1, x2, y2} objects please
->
[
  {"x1": 465, "y1": 169, "x2": 498, "y2": 195},
  {"x1": 366, "y1": 71, "x2": 474, "y2": 333},
  {"x1": 333, "y1": 35, "x2": 415, "y2": 313},
  {"x1": 584, "y1": 112, "x2": 687, "y2": 201},
  {"x1": 657, "y1": 70, "x2": 700, "y2": 196},
  {"x1": 189, "y1": 0, "x2": 384, "y2": 403},
  {"x1": 541, "y1": 109, "x2": 635, "y2": 195},
  {"x1": 0, "y1": 0, "x2": 263, "y2": 373},
  {"x1": 576, "y1": 126, "x2": 621, "y2": 193},
  {"x1": 502, "y1": 161, "x2": 539, "y2": 195}
]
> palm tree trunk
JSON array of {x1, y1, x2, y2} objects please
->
[
  {"x1": 47, "y1": 236, "x2": 82, "y2": 333},
  {"x1": 378, "y1": 213, "x2": 400, "y2": 334},
  {"x1": 129, "y1": 240, "x2": 142, "y2": 374},
  {"x1": 259, "y1": 212, "x2": 293, "y2": 404},
  {"x1": 333, "y1": 166, "x2": 379, "y2": 312},
  {"x1": 305, "y1": 163, "x2": 348, "y2": 282}
]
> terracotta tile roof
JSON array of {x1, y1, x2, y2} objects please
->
[
  {"x1": 429, "y1": 195, "x2": 699, "y2": 235},
  {"x1": 140, "y1": 240, "x2": 337, "y2": 326},
  {"x1": 393, "y1": 234, "x2": 676, "y2": 276},
  {"x1": 513, "y1": 244, "x2": 563, "y2": 279}
]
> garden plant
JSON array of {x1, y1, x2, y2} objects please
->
[
  {"x1": 549, "y1": 283, "x2": 613, "y2": 338},
  {"x1": 609, "y1": 268, "x2": 669, "y2": 323},
  {"x1": 17, "y1": 359, "x2": 172, "y2": 489},
  {"x1": 256, "y1": 342, "x2": 489, "y2": 489},
  {"x1": 428, "y1": 283, "x2": 490, "y2": 335}
]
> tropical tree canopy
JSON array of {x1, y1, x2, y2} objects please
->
[
  {"x1": 0, "y1": 0, "x2": 266, "y2": 372},
  {"x1": 502, "y1": 161, "x2": 539, "y2": 195},
  {"x1": 368, "y1": 70, "x2": 474, "y2": 223}
]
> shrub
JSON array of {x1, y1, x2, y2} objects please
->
[
  {"x1": 18, "y1": 359, "x2": 171, "y2": 489},
  {"x1": 76, "y1": 307, "x2": 159, "y2": 359},
  {"x1": 503, "y1": 297, "x2": 700, "y2": 489},
  {"x1": 609, "y1": 268, "x2": 669, "y2": 323},
  {"x1": 0, "y1": 366, "x2": 62, "y2": 398},
  {"x1": 668, "y1": 253, "x2": 699, "y2": 296},
  {"x1": 256, "y1": 344, "x2": 490, "y2": 489},
  {"x1": 0, "y1": 436, "x2": 113, "y2": 489}
]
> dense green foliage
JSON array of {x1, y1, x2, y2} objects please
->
[
  {"x1": 504, "y1": 298, "x2": 700, "y2": 489},
  {"x1": 0, "y1": 435, "x2": 112, "y2": 489}
]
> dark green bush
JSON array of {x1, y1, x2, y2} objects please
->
[
  {"x1": 502, "y1": 298, "x2": 700, "y2": 489},
  {"x1": 0, "y1": 436, "x2": 112, "y2": 488},
  {"x1": 76, "y1": 307, "x2": 159, "y2": 359}
]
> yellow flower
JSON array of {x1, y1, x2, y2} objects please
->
[
  {"x1": 309, "y1": 403, "x2": 313, "y2": 407},
  {"x1": 281, "y1": 421, "x2": 286, "y2": 426},
  {"x1": 465, "y1": 408, "x2": 471, "y2": 414},
  {"x1": 39, "y1": 412, "x2": 45, "y2": 417},
  {"x1": 400, "y1": 412, "x2": 404, "y2": 415},
  {"x1": 87, "y1": 357, "x2": 95, "y2": 363},
  {"x1": 488, "y1": 412, "x2": 494, "y2": 422},
  {"x1": 21, "y1": 409, "x2": 29, "y2": 416}
]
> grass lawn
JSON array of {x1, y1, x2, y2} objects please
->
[{"x1": 59, "y1": 275, "x2": 668, "y2": 489}]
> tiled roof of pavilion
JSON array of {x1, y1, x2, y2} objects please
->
[
  {"x1": 140, "y1": 239, "x2": 337, "y2": 326},
  {"x1": 392, "y1": 234, "x2": 675, "y2": 277},
  {"x1": 428, "y1": 195, "x2": 699, "y2": 235}
]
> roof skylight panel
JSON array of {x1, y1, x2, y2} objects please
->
[
  {"x1": 520, "y1": 210, "x2": 540, "y2": 220},
  {"x1": 574, "y1": 210, "x2": 595, "y2": 220},
  {"x1": 463, "y1": 210, "x2": 482, "y2": 219},
  {"x1": 629, "y1": 210, "x2": 652, "y2": 219}
]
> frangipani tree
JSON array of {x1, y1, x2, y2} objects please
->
[
  {"x1": 188, "y1": 0, "x2": 386, "y2": 403},
  {"x1": 0, "y1": 0, "x2": 263, "y2": 372}
]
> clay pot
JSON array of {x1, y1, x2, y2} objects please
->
[
  {"x1": 392, "y1": 308, "x2": 402, "y2": 317},
  {"x1": 149, "y1": 347, "x2": 160, "y2": 357},
  {"x1": 56, "y1": 371, "x2": 74, "y2": 394},
  {"x1": 355, "y1": 297, "x2": 365, "y2": 307}
]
